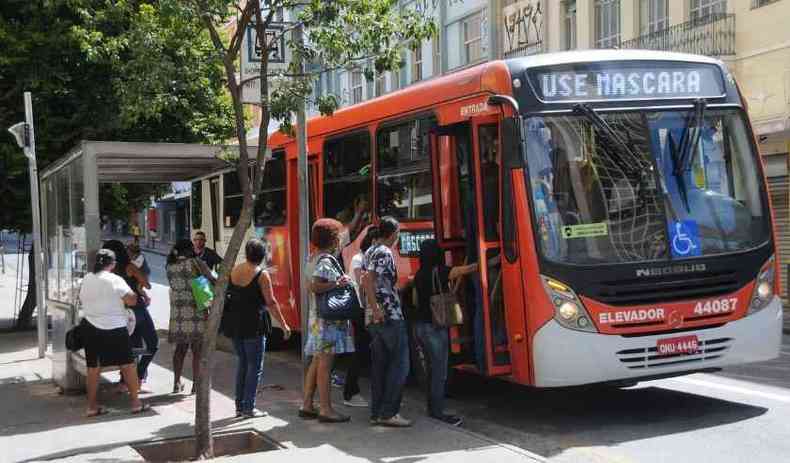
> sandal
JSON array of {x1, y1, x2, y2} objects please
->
[
  {"x1": 130, "y1": 403, "x2": 151, "y2": 414},
  {"x1": 317, "y1": 413, "x2": 350, "y2": 423},
  {"x1": 298, "y1": 408, "x2": 319, "y2": 420},
  {"x1": 85, "y1": 407, "x2": 108, "y2": 418}
]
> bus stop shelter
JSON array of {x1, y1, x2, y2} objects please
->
[{"x1": 40, "y1": 141, "x2": 231, "y2": 391}]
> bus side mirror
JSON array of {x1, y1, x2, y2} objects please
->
[{"x1": 501, "y1": 117, "x2": 522, "y2": 263}]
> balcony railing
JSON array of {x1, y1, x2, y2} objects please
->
[{"x1": 620, "y1": 13, "x2": 735, "y2": 57}]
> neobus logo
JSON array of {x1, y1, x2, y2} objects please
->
[{"x1": 635, "y1": 263, "x2": 707, "y2": 278}]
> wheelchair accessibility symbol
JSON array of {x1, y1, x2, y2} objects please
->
[{"x1": 668, "y1": 220, "x2": 702, "y2": 258}]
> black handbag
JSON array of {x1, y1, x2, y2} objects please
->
[
  {"x1": 219, "y1": 287, "x2": 238, "y2": 338},
  {"x1": 316, "y1": 255, "x2": 362, "y2": 321},
  {"x1": 65, "y1": 320, "x2": 85, "y2": 352}
]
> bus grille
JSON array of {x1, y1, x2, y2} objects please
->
[
  {"x1": 591, "y1": 270, "x2": 740, "y2": 305},
  {"x1": 615, "y1": 337, "x2": 732, "y2": 369}
]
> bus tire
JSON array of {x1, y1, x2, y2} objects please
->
[{"x1": 266, "y1": 328, "x2": 286, "y2": 351}]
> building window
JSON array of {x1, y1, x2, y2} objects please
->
[
  {"x1": 751, "y1": 0, "x2": 778, "y2": 8},
  {"x1": 432, "y1": 35, "x2": 441, "y2": 76},
  {"x1": 462, "y1": 12, "x2": 483, "y2": 65},
  {"x1": 376, "y1": 117, "x2": 436, "y2": 221},
  {"x1": 640, "y1": 0, "x2": 668, "y2": 35},
  {"x1": 595, "y1": 0, "x2": 620, "y2": 49},
  {"x1": 351, "y1": 70, "x2": 363, "y2": 104},
  {"x1": 563, "y1": 1, "x2": 577, "y2": 50},
  {"x1": 375, "y1": 73, "x2": 386, "y2": 97},
  {"x1": 690, "y1": 0, "x2": 727, "y2": 21},
  {"x1": 411, "y1": 45, "x2": 423, "y2": 83}
]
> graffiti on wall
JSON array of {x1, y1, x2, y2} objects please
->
[{"x1": 503, "y1": 0, "x2": 544, "y2": 56}]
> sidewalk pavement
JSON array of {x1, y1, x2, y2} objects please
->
[
  {"x1": 0, "y1": 330, "x2": 543, "y2": 463},
  {"x1": 0, "y1": 267, "x2": 543, "y2": 463}
]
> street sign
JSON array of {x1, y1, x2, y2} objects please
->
[{"x1": 241, "y1": 22, "x2": 290, "y2": 104}]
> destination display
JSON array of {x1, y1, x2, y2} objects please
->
[{"x1": 528, "y1": 62, "x2": 725, "y2": 103}]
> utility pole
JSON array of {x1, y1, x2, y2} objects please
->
[
  {"x1": 294, "y1": 23, "x2": 310, "y2": 371},
  {"x1": 7, "y1": 92, "x2": 46, "y2": 358}
]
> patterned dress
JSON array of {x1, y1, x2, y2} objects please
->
[
  {"x1": 166, "y1": 257, "x2": 206, "y2": 344},
  {"x1": 303, "y1": 253, "x2": 355, "y2": 356}
]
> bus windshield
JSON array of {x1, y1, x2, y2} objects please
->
[{"x1": 524, "y1": 108, "x2": 770, "y2": 264}]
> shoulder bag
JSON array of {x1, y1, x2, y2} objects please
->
[
  {"x1": 316, "y1": 255, "x2": 362, "y2": 321},
  {"x1": 430, "y1": 268, "x2": 464, "y2": 327}
]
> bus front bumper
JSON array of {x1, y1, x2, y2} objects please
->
[{"x1": 532, "y1": 297, "x2": 782, "y2": 387}]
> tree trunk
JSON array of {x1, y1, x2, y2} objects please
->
[{"x1": 16, "y1": 245, "x2": 35, "y2": 330}]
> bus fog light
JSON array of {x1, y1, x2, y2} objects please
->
[
  {"x1": 577, "y1": 317, "x2": 590, "y2": 328},
  {"x1": 757, "y1": 282, "x2": 772, "y2": 299},
  {"x1": 559, "y1": 302, "x2": 578, "y2": 320}
]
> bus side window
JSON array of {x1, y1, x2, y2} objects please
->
[
  {"x1": 324, "y1": 132, "x2": 371, "y2": 240},
  {"x1": 191, "y1": 180, "x2": 202, "y2": 231},
  {"x1": 254, "y1": 150, "x2": 287, "y2": 227},
  {"x1": 377, "y1": 117, "x2": 436, "y2": 221},
  {"x1": 479, "y1": 124, "x2": 500, "y2": 241}
]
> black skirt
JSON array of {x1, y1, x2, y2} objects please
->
[{"x1": 82, "y1": 319, "x2": 134, "y2": 368}]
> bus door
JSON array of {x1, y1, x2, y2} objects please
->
[
  {"x1": 471, "y1": 116, "x2": 512, "y2": 376},
  {"x1": 430, "y1": 121, "x2": 502, "y2": 374}
]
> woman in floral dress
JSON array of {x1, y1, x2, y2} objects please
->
[
  {"x1": 166, "y1": 239, "x2": 214, "y2": 394},
  {"x1": 299, "y1": 218, "x2": 355, "y2": 423}
]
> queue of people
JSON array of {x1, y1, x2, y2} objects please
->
[{"x1": 81, "y1": 220, "x2": 475, "y2": 429}]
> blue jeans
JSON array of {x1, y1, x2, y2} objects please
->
[
  {"x1": 413, "y1": 322, "x2": 449, "y2": 417},
  {"x1": 130, "y1": 305, "x2": 158, "y2": 381},
  {"x1": 232, "y1": 336, "x2": 266, "y2": 413},
  {"x1": 368, "y1": 320, "x2": 410, "y2": 420}
]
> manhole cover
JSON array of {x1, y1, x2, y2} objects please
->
[{"x1": 132, "y1": 429, "x2": 282, "y2": 462}]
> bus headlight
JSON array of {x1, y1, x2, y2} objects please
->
[
  {"x1": 541, "y1": 276, "x2": 597, "y2": 333},
  {"x1": 748, "y1": 257, "x2": 775, "y2": 314}
]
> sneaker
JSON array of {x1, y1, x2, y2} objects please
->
[
  {"x1": 432, "y1": 414, "x2": 463, "y2": 427},
  {"x1": 241, "y1": 409, "x2": 267, "y2": 419},
  {"x1": 343, "y1": 395, "x2": 369, "y2": 408},
  {"x1": 331, "y1": 372, "x2": 345, "y2": 388},
  {"x1": 378, "y1": 414, "x2": 412, "y2": 428}
]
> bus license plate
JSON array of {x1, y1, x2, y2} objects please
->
[{"x1": 656, "y1": 335, "x2": 699, "y2": 356}]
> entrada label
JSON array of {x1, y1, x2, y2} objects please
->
[{"x1": 599, "y1": 308, "x2": 665, "y2": 324}]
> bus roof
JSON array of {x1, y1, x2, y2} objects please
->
[
  {"x1": 268, "y1": 50, "x2": 726, "y2": 149},
  {"x1": 267, "y1": 60, "x2": 513, "y2": 148},
  {"x1": 508, "y1": 49, "x2": 723, "y2": 70}
]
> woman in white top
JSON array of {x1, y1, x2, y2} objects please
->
[{"x1": 79, "y1": 249, "x2": 149, "y2": 417}]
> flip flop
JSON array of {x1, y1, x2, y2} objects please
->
[
  {"x1": 130, "y1": 403, "x2": 151, "y2": 414},
  {"x1": 85, "y1": 408, "x2": 108, "y2": 418}
]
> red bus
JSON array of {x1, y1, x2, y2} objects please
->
[{"x1": 192, "y1": 50, "x2": 782, "y2": 387}]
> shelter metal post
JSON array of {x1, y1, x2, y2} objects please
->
[{"x1": 21, "y1": 92, "x2": 47, "y2": 358}]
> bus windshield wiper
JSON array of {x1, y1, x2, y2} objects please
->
[
  {"x1": 668, "y1": 98, "x2": 707, "y2": 212},
  {"x1": 675, "y1": 98, "x2": 707, "y2": 176},
  {"x1": 572, "y1": 104, "x2": 639, "y2": 175}
]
